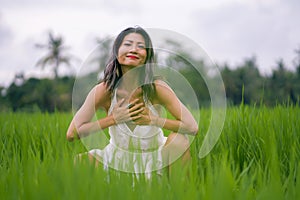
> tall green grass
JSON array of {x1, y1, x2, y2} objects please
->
[{"x1": 1, "y1": 105, "x2": 300, "y2": 199}]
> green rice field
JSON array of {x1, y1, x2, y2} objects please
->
[{"x1": 1, "y1": 105, "x2": 300, "y2": 199}]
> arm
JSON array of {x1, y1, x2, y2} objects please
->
[
  {"x1": 134, "y1": 80, "x2": 199, "y2": 135},
  {"x1": 154, "y1": 80, "x2": 198, "y2": 135},
  {"x1": 66, "y1": 83, "x2": 144, "y2": 141},
  {"x1": 66, "y1": 83, "x2": 115, "y2": 141}
]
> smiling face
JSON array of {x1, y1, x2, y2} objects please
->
[{"x1": 117, "y1": 33, "x2": 147, "y2": 71}]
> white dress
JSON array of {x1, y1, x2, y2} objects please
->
[{"x1": 89, "y1": 90, "x2": 167, "y2": 176}]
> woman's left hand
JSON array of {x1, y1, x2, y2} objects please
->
[{"x1": 131, "y1": 106, "x2": 154, "y2": 125}]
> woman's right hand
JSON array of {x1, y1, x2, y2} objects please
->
[{"x1": 112, "y1": 98, "x2": 144, "y2": 124}]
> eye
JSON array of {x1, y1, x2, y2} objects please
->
[
  {"x1": 123, "y1": 43, "x2": 131, "y2": 46},
  {"x1": 138, "y1": 44, "x2": 145, "y2": 49}
]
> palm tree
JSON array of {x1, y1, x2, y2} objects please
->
[{"x1": 35, "y1": 31, "x2": 75, "y2": 79}]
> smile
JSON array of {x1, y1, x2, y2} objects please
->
[{"x1": 126, "y1": 55, "x2": 139, "y2": 59}]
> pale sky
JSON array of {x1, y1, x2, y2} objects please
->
[{"x1": 0, "y1": 0, "x2": 299, "y2": 87}]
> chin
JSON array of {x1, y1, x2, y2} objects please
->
[{"x1": 124, "y1": 62, "x2": 145, "y2": 67}]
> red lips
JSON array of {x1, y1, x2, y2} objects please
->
[{"x1": 126, "y1": 55, "x2": 139, "y2": 59}]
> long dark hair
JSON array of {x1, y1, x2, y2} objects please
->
[{"x1": 103, "y1": 26, "x2": 156, "y2": 101}]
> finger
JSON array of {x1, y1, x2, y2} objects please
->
[
  {"x1": 132, "y1": 98, "x2": 140, "y2": 104},
  {"x1": 129, "y1": 102, "x2": 144, "y2": 112},
  {"x1": 129, "y1": 107, "x2": 144, "y2": 117},
  {"x1": 131, "y1": 115, "x2": 142, "y2": 121},
  {"x1": 123, "y1": 98, "x2": 140, "y2": 109},
  {"x1": 128, "y1": 99, "x2": 140, "y2": 107}
]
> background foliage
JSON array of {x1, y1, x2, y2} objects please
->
[{"x1": 0, "y1": 32, "x2": 299, "y2": 112}]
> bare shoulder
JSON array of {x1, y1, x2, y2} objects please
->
[
  {"x1": 153, "y1": 79, "x2": 176, "y2": 104},
  {"x1": 154, "y1": 79, "x2": 172, "y2": 91},
  {"x1": 91, "y1": 82, "x2": 112, "y2": 109},
  {"x1": 93, "y1": 82, "x2": 109, "y2": 94}
]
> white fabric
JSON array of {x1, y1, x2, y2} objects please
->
[{"x1": 88, "y1": 90, "x2": 167, "y2": 175}]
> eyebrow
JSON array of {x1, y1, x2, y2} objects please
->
[{"x1": 124, "y1": 40, "x2": 145, "y2": 44}]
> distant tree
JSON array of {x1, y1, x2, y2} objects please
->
[
  {"x1": 0, "y1": 85, "x2": 9, "y2": 111},
  {"x1": 6, "y1": 82, "x2": 26, "y2": 111},
  {"x1": 293, "y1": 47, "x2": 300, "y2": 102},
  {"x1": 35, "y1": 31, "x2": 76, "y2": 79},
  {"x1": 221, "y1": 64, "x2": 240, "y2": 105},
  {"x1": 221, "y1": 56, "x2": 263, "y2": 105},
  {"x1": 293, "y1": 46, "x2": 300, "y2": 78},
  {"x1": 0, "y1": 86, "x2": 4, "y2": 95},
  {"x1": 94, "y1": 36, "x2": 113, "y2": 69},
  {"x1": 267, "y1": 58, "x2": 297, "y2": 105},
  {"x1": 156, "y1": 39, "x2": 210, "y2": 106},
  {"x1": 5, "y1": 76, "x2": 75, "y2": 112},
  {"x1": 86, "y1": 36, "x2": 114, "y2": 80},
  {"x1": 13, "y1": 71, "x2": 25, "y2": 86},
  {"x1": 239, "y1": 57, "x2": 263, "y2": 104}
]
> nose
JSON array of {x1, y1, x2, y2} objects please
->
[{"x1": 129, "y1": 44, "x2": 138, "y2": 53}]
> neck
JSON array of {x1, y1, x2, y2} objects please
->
[{"x1": 119, "y1": 66, "x2": 141, "y2": 92}]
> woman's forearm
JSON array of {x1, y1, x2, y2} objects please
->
[
  {"x1": 152, "y1": 116, "x2": 198, "y2": 135},
  {"x1": 78, "y1": 116, "x2": 115, "y2": 136},
  {"x1": 67, "y1": 115, "x2": 116, "y2": 141}
]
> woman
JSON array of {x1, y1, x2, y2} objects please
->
[{"x1": 66, "y1": 26, "x2": 198, "y2": 176}]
